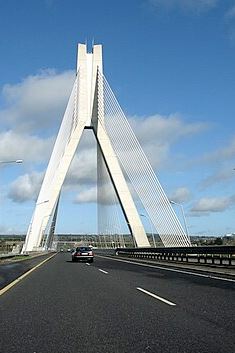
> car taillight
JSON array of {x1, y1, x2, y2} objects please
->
[
  {"x1": 88, "y1": 251, "x2": 93, "y2": 255},
  {"x1": 76, "y1": 252, "x2": 81, "y2": 256}
]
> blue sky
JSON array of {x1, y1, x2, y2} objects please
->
[{"x1": 0, "y1": 0, "x2": 235, "y2": 236}]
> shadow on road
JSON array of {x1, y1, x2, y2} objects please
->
[{"x1": 66, "y1": 260, "x2": 92, "y2": 263}]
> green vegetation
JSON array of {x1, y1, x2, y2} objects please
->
[{"x1": 0, "y1": 233, "x2": 234, "y2": 253}]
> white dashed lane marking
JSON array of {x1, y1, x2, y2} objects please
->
[
  {"x1": 96, "y1": 255, "x2": 235, "y2": 283},
  {"x1": 137, "y1": 287, "x2": 176, "y2": 306},
  {"x1": 98, "y1": 269, "x2": 108, "y2": 274}
]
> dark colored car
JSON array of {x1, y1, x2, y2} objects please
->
[{"x1": 72, "y1": 246, "x2": 94, "y2": 263}]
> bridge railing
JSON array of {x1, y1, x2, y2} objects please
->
[{"x1": 115, "y1": 246, "x2": 235, "y2": 267}]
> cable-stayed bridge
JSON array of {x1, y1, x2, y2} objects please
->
[
  {"x1": 1, "y1": 44, "x2": 234, "y2": 353},
  {"x1": 22, "y1": 43, "x2": 191, "y2": 253}
]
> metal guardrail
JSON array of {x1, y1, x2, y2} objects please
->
[
  {"x1": 115, "y1": 246, "x2": 235, "y2": 267},
  {"x1": 94, "y1": 249, "x2": 116, "y2": 256}
]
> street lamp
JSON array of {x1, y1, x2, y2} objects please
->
[
  {"x1": 0, "y1": 159, "x2": 23, "y2": 164},
  {"x1": 140, "y1": 213, "x2": 156, "y2": 247},
  {"x1": 36, "y1": 200, "x2": 49, "y2": 206},
  {"x1": 170, "y1": 200, "x2": 189, "y2": 240}
]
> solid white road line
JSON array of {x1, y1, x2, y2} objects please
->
[
  {"x1": 96, "y1": 255, "x2": 235, "y2": 283},
  {"x1": 98, "y1": 269, "x2": 108, "y2": 274},
  {"x1": 137, "y1": 287, "x2": 176, "y2": 306},
  {"x1": 0, "y1": 252, "x2": 57, "y2": 297}
]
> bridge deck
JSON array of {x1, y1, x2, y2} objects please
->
[{"x1": 0, "y1": 252, "x2": 234, "y2": 353}]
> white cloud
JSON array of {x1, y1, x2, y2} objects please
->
[
  {"x1": 66, "y1": 152, "x2": 97, "y2": 186},
  {"x1": 130, "y1": 114, "x2": 206, "y2": 144},
  {"x1": 0, "y1": 69, "x2": 74, "y2": 133},
  {"x1": 74, "y1": 187, "x2": 97, "y2": 204},
  {"x1": 169, "y1": 187, "x2": 191, "y2": 203},
  {"x1": 226, "y1": 5, "x2": 235, "y2": 19},
  {"x1": 209, "y1": 136, "x2": 235, "y2": 161},
  {"x1": 195, "y1": 136, "x2": 235, "y2": 189},
  {"x1": 224, "y1": 5, "x2": 235, "y2": 43},
  {"x1": 199, "y1": 167, "x2": 235, "y2": 189},
  {"x1": 202, "y1": 136, "x2": 235, "y2": 163},
  {"x1": 148, "y1": 0, "x2": 219, "y2": 13},
  {"x1": 0, "y1": 70, "x2": 208, "y2": 207},
  {"x1": 74, "y1": 183, "x2": 119, "y2": 205},
  {"x1": 8, "y1": 171, "x2": 44, "y2": 203},
  {"x1": 7, "y1": 147, "x2": 97, "y2": 203},
  {"x1": 191, "y1": 195, "x2": 235, "y2": 214},
  {"x1": 129, "y1": 114, "x2": 207, "y2": 169},
  {"x1": 6, "y1": 112, "x2": 207, "y2": 203},
  {"x1": 0, "y1": 130, "x2": 53, "y2": 162},
  {"x1": 65, "y1": 133, "x2": 97, "y2": 187}
]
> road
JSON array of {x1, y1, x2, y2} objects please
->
[
  {"x1": 0, "y1": 253, "x2": 234, "y2": 353},
  {"x1": 0, "y1": 253, "x2": 55, "y2": 290}
]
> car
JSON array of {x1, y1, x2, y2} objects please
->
[{"x1": 72, "y1": 246, "x2": 94, "y2": 263}]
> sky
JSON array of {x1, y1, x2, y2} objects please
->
[{"x1": 0, "y1": 0, "x2": 235, "y2": 237}]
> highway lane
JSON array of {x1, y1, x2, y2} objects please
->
[
  {"x1": 0, "y1": 253, "x2": 56, "y2": 290},
  {"x1": 94, "y1": 255, "x2": 235, "y2": 334},
  {"x1": 0, "y1": 253, "x2": 234, "y2": 353}
]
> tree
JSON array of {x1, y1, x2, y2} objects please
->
[{"x1": 214, "y1": 237, "x2": 223, "y2": 245}]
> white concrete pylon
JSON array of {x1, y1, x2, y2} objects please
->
[{"x1": 22, "y1": 43, "x2": 150, "y2": 252}]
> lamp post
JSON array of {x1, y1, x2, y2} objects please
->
[
  {"x1": 36, "y1": 200, "x2": 49, "y2": 206},
  {"x1": 170, "y1": 200, "x2": 189, "y2": 241},
  {"x1": 0, "y1": 159, "x2": 23, "y2": 164},
  {"x1": 140, "y1": 213, "x2": 156, "y2": 248}
]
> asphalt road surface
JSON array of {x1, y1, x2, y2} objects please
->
[
  {"x1": 0, "y1": 253, "x2": 234, "y2": 353},
  {"x1": 0, "y1": 253, "x2": 55, "y2": 290}
]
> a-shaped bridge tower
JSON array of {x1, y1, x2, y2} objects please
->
[{"x1": 22, "y1": 43, "x2": 191, "y2": 252}]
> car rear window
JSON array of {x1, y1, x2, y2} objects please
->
[{"x1": 76, "y1": 247, "x2": 91, "y2": 252}]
